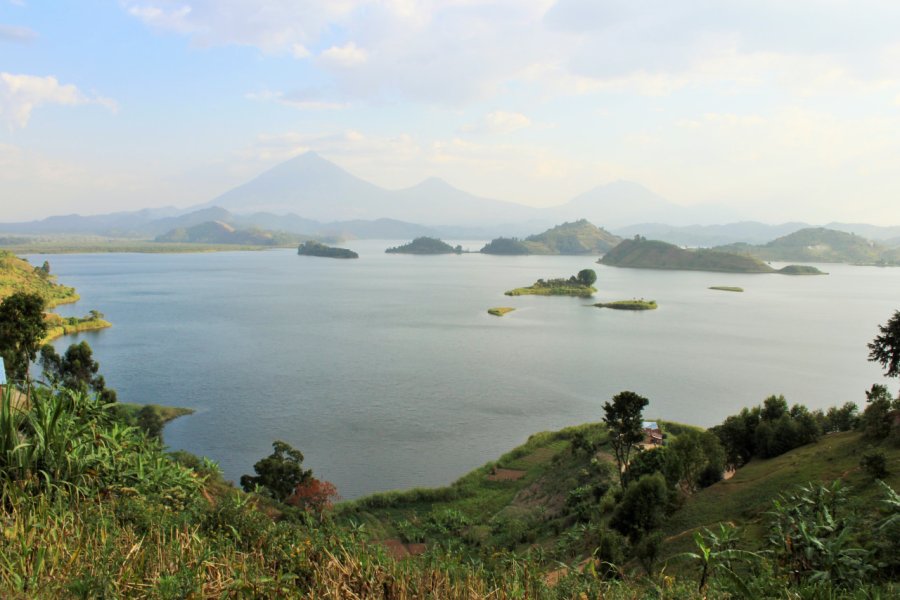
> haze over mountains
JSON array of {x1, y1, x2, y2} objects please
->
[{"x1": 2, "y1": 152, "x2": 899, "y2": 246}]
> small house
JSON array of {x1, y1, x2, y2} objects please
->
[
  {"x1": 642, "y1": 421, "x2": 663, "y2": 446},
  {"x1": 0, "y1": 357, "x2": 6, "y2": 387}
]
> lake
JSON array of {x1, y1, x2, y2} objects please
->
[{"x1": 35, "y1": 242, "x2": 900, "y2": 498}]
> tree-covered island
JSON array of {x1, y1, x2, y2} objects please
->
[
  {"x1": 297, "y1": 240, "x2": 359, "y2": 259},
  {"x1": 595, "y1": 299, "x2": 658, "y2": 310},
  {"x1": 505, "y1": 269, "x2": 597, "y2": 297},
  {"x1": 385, "y1": 237, "x2": 463, "y2": 254}
]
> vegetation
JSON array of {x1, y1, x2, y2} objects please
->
[
  {"x1": 385, "y1": 237, "x2": 462, "y2": 254},
  {"x1": 240, "y1": 440, "x2": 313, "y2": 502},
  {"x1": 717, "y1": 227, "x2": 899, "y2": 265},
  {"x1": 709, "y1": 286, "x2": 743, "y2": 292},
  {"x1": 505, "y1": 271, "x2": 597, "y2": 297},
  {"x1": 0, "y1": 251, "x2": 78, "y2": 307},
  {"x1": 487, "y1": 307, "x2": 515, "y2": 316},
  {"x1": 600, "y1": 237, "x2": 779, "y2": 273},
  {"x1": 117, "y1": 403, "x2": 194, "y2": 439},
  {"x1": 42, "y1": 311, "x2": 111, "y2": 343},
  {"x1": 595, "y1": 299, "x2": 657, "y2": 310},
  {"x1": 481, "y1": 220, "x2": 621, "y2": 255},
  {"x1": 155, "y1": 220, "x2": 303, "y2": 246},
  {"x1": 39, "y1": 340, "x2": 117, "y2": 403},
  {"x1": 297, "y1": 240, "x2": 358, "y2": 259}
]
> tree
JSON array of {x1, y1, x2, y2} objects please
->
[
  {"x1": 861, "y1": 384, "x2": 897, "y2": 440},
  {"x1": 287, "y1": 477, "x2": 340, "y2": 516},
  {"x1": 603, "y1": 390, "x2": 649, "y2": 488},
  {"x1": 40, "y1": 341, "x2": 113, "y2": 399},
  {"x1": 577, "y1": 268, "x2": 597, "y2": 287},
  {"x1": 136, "y1": 405, "x2": 164, "y2": 440},
  {"x1": 0, "y1": 292, "x2": 47, "y2": 382},
  {"x1": 240, "y1": 440, "x2": 312, "y2": 502},
  {"x1": 666, "y1": 430, "x2": 725, "y2": 493},
  {"x1": 610, "y1": 472, "x2": 668, "y2": 541},
  {"x1": 869, "y1": 310, "x2": 900, "y2": 378}
]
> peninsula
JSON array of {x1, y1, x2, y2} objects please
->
[
  {"x1": 715, "y1": 227, "x2": 899, "y2": 266},
  {"x1": 385, "y1": 237, "x2": 462, "y2": 254},
  {"x1": 42, "y1": 311, "x2": 112, "y2": 343},
  {"x1": 297, "y1": 241, "x2": 358, "y2": 259},
  {"x1": 600, "y1": 237, "x2": 825, "y2": 275}
]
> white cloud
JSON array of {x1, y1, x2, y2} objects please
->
[
  {"x1": 0, "y1": 24, "x2": 37, "y2": 42},
  {"x1": 245, "y1": 89, "x2": 349, "y2": 110},
  {"x1": 319, "y1": 42, "x2": 368, "y2": 68},
  {"x1": 461, "y1": 110, "x2": 532, "y2": 134},
  {"x1": 0, "y1": 73, "x2": 117, "y2": 128}
]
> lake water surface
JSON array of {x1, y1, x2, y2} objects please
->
[{"x1": 36, "y1": 242, "x2": 900, "y2": 498}]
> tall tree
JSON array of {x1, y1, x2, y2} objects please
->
[
  {"x1": 40, "y1": 341, "x2": 116, "y2": 402},
  {"x1": 0, "y1": 292, "x2": 47, "y2": 382},
  {"x1": 603, "y1": 390, "x2": 649, "y2": 488},
  {"x1": 240, "y1": 440, "x2": 312, "y2": 502},
  {"x1": 869, "y1": 310, "x2": 900, "y2": 378}
]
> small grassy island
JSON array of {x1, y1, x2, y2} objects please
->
[
  {"x1": 777, "y1": 264, "x2": 827, "y2": 275},
  {"x1": 505, "y1": 269, "x2": 597, "y2": 297},
  {"x1": 385, "y1": 237, "x2": 462, "y2": 255},
  {"x1": 595, "y1": 299, "x2": 658, "y2": 310},
  {"x1": 297, "y1": 240, "x2": 358, "y2": 259},
  {"x1": 709, "y1": 286, "x2": 744, "y2": 292},
  {"x1": 487, "y1": 306, "x2": 515, "y2": 316}
]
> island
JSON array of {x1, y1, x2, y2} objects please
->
[
  {"x1": 709, "y1": 286, "x2": 744, "y2": 292},
  {"x1": 385, "y1": 237, "x2": 462, "y2": 255},
  {"x1": 595, "y1": 299, "x2": 658, "y2": 310},
  {"x1": 487, "y1": 307, "x2": 515, "y2": 316},
  {"x1": 480, "y1": 219, "x2": 621, "y2": 255},
  {"x1": 505, "y1": 269, "x2": 597, "y2": 297},
  {"x1": 297, "y1": 241, "x2": 358, "y2": 259}
]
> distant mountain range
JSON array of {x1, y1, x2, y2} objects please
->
[{"x1": 2, "y1": 152, "x2": 899, "y2": 243}]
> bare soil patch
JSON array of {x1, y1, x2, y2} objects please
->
[{"x1": 487, "y1": 468, "x2": 526, "y2": 481}]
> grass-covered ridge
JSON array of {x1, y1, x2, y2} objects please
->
[
  {"x1": 0, "y1": 251, "x2": 78, "y2": 307},
  {"x1": 595, "y1": 299, "x2": 658, "y2": 310},
  {"x1": 717, "y1": 227, "x2": 898, "y2": 266}
]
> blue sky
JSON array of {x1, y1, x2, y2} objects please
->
[{"x1": 2, "y1": 0, "x2": 900, "y2": 224}]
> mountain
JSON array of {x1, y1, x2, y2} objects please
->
[
  {"x1": 716, "y1": 227, "x2": 897, "y2": 265},
  {"x1": 207, "y1": 153, "x2": 535, "y2": 226},
  {"x1": 546, "y1": 181, "x2": 740, "y2": 228},
  {"x1": 613, "y1": 221, "x2": 811, "y2": 247},
  {"x1": 824, "y1": 222, "x2": 900, "y2": 242},
  {"x1": 154, "y1": 221, "x2": 302, "y2": 246},
  {"x1": 481, "y1": 219, "x2": 621, "y2": 255}
]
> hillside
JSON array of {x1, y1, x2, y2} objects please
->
[
  {"x1": 600, "y1": 238, "x2": 777, "y2": 273},
  {"x1": 297, "y1": 241, "x2": 358, "y2": 259},
  {"x1": 154, "y1": 220, "x2": 302, "y2": 246},
  {"x1": 385, "y1": 237, "x2": 462, "y2": 254},
  {"x1": 481, "y1": 220, "x2": 621, "y2": 255},
  {"x1": 0, "y1": 251, "x2": 78, "y2": 307},
  {"x1": 717, "y1": 227, "x2": 898, "y2": 265}
]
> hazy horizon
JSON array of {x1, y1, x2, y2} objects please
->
[{"x1": 3, "y1": 2, "x2": 900, "y2": 225}]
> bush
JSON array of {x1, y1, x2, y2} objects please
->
[{"x1": 861, "y1": 449, "x2": 889, "y2": 479}]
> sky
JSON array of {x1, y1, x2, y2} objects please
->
[{"x1": 2, "y1": 0, "x2": 900, "y2": 224}]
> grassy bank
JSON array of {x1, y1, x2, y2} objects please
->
[
  {"x1": 117, "y1": 402, "x2": 195, "y2": 425},
  {"x1": 42, "y1": 314, "x2": 112, "y2": 343},
  {"x1": 487, "y1": 307, "x2": 515, "y2": 316}
]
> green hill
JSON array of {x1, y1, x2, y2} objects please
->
[
  {"x1": 385, "y1": 237, "x2": 462, "y2": 254},
  {"x1": 481, "y1": 220, "x2": 621, "y2": 255},
  {"x1": 600, "y1": 237, "x2": 777, "y2": 273},
  {"x1": 0, "y1": 251, "x2": 79, "y2": 307},
  {"x1": 717, "y1": 227, "x2": 897, "y2": 265},
  {"x1": 297, "y1": 240, "x2": 358, "y2": 259},
  {"x1": 154, "y1": 220, "x2": 301, "y2": 246}
]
